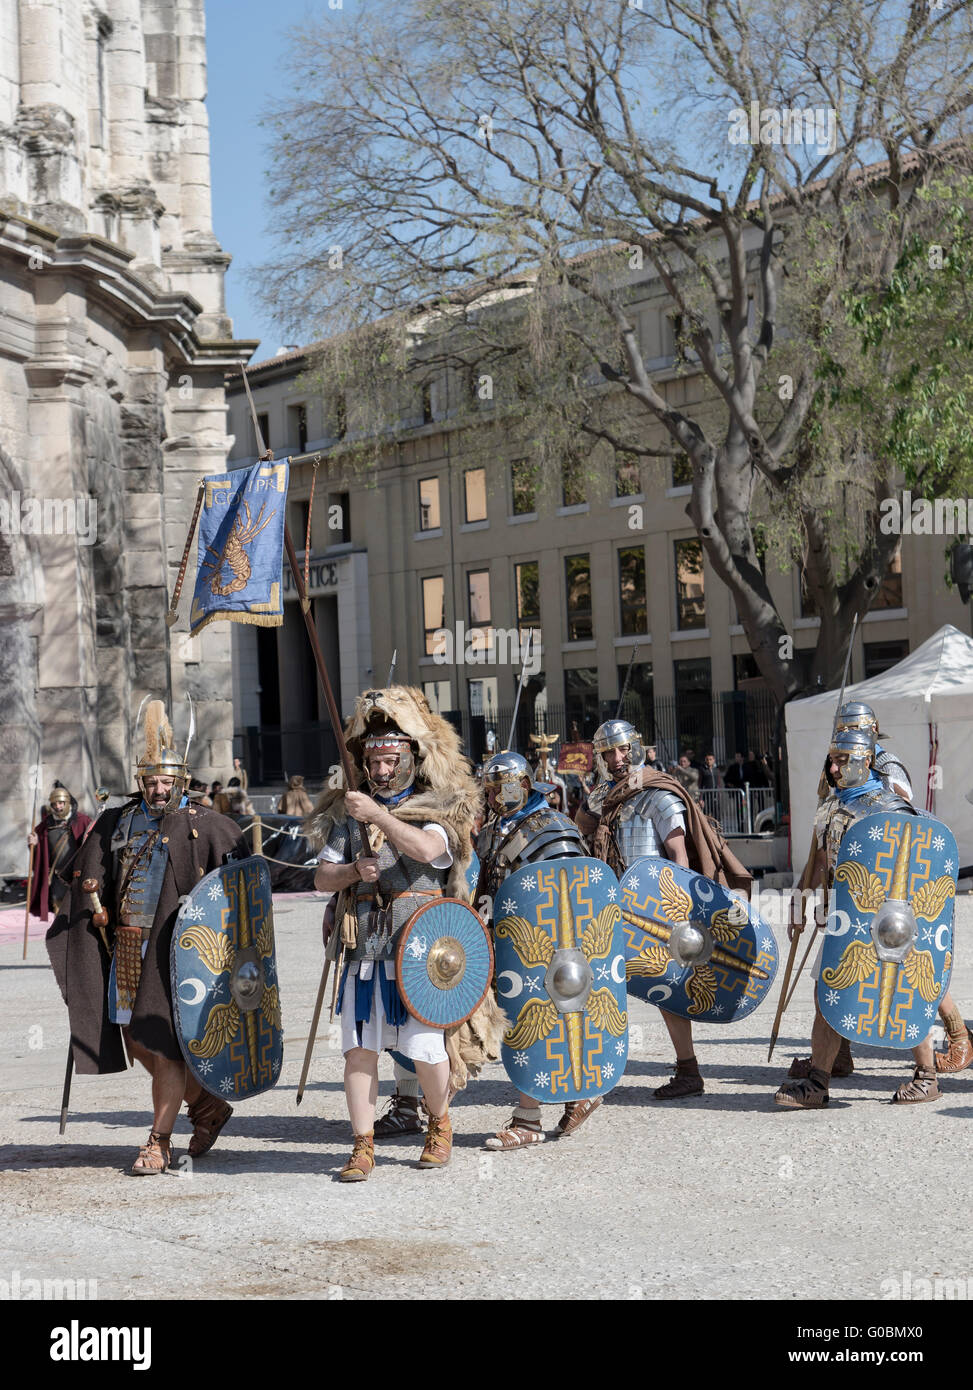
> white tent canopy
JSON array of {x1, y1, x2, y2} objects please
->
[{"x1": 785, "y1": 624, "x2": 973, "y2": 877}]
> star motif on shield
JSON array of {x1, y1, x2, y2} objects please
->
[
  {"x1": 603, "y1": 1063, "x2": 614, "y2": 1079},
  {"x1": 590, "y1": 866, "x2": 604, "y2": 882},
  {"x1": 534, "y1": 1072, "x2": 550, "y2": 1088},
  {"x1": 925, "y1": 1005, "x2": 935, "y2": 1019},
  {"x1": 907, "y1": 1024, "x2": 919, "y2": 1040},
  {"x1": 522, "y1": 876, "x2": 536, "y2": 890},
  {"x1": 933, "y1": 835, "x2": 946, "y2": 851},
  {"x1": 646, "y1": 864, "x2": 660, "y2": 879},
  {"x1": 869, "y1": 826, "x2": 883, "y2": 840},
  {"x1": 841, "y1": 1013, "x2": 856, "y2": 1030},
  {"x1": 187, "y1": 904, "x2": 205, "y2": 921},
  {"x1": 208, "y1": 884, "x2": 222, "y2": 901},
  {"x1": 712, "y1": 1004, "x2": 724, "y2": 1016},
  {"x1": 525, "y1": 974, "x2": 541, "y2": 993},
  {"x1": 198, "y1": 1059, "x2": 213, "y2": 1075},
  {"x1": 846, "y1": 842, "x2": 862, "y2": 858},
  {"x1": 922, "y1": 927, "x2": 933, "y2": 944},
  {"x1": 596, "y1": 963, "x2": 611, "y2": 980},
  {"x1": 761, "y1": 936, "x2": 774, "y2": 951},
  {"x1": 501, "y1": 898, "x2": 517, "y2": 914},
  {"x1": 607, "y1": 886, "x2": 617, "y2": 901},
  {"x1": 615, "y1": 1041, "x2": 625, "y2": 1055},
  {"x1": 825, "y1": 988, "x2": 840, "y2": 1006},
  {"x1": 513, "y1": 1051, "x2": 528, "y2": 1067},
  {"x1": 219, "y1": 1076, "x2": 234, "y2": 1094},
  {"x1": 853, "y1": 918, "x2": 868, "y2": 936},
  {"x1": 944, "y1": 859, "x2": 955, "y2": 874},
  {"x1": 628, "y1": 876, "x2": 640, "y2": 890}
]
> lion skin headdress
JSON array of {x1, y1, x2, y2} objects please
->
[{"x1": 306, "y1": 686, "x2": 504, "y2": 1086}]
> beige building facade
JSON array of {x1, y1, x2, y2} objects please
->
[
  {"x1": 225, "y1": 298, "x2": 969, "y2": 777},
  {"x1": 0, "y1": 0, "x2": 254, "y2": 870}
]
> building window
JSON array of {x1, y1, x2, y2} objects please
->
[
  {"x1": 464, "y1": 468, "x2": 487, "y2": 523},
  {"x1": 564, "y1": 667, "x2": 599, "y2": 737},
  {"x1": 872, "y1": 551, "x2": 903, "y2": 610},
  {"x1": 327, "y1": 392, "x2": 347, "y2": 440},
  {"x1": 674, "y1": 538, "x2": 705, "y2": 629},
  {"x1": 561, "y1": 454, "x2": 585, "y2": 507},
  {"x1": 864, "y1": 640, "x2": 908, "y2": 679},
  {"x1": 422, "y1": 576, "x2": 445, "y2": 656},
  {"x1": 423, "y1": 680, "x2": 452, "y2": 714},
  {"x1": 565, "y1": 553, "x2": 593, "y2": 642},
  {"x1": 673, "y1": 656, "x2": 713, "y2": 757},
  {"x1": 467, "y1": 569, "x2": 491, "y2": 625},
  {"x1": 418, "y1": 477, "x2": 441, "y2": 531},
  {"x1": 671, "y1": 455, "x2": 692, "y2": 488},
  {"x1": 616, "y1": 456, "x2": 641, "y2": 497},
  {"x1": 515, "y1": 560, "x2": 541, "y2": 641},
  {"x1": 512, "y1": 458, "x2": 538, "y2": 515},
  {"x1": 256, "y1": 412, "x2": 270, "y2": 453},
  {"x1": 291, "y1": 500, "x2": 311, "y2": 550},
  {"x1": 618, "y1": 546, "x2": 647, "y2": 636},
  {"x1": 420, "y1": 381, "x2": 434, "y2": 424},
  {"x1": 615, "y1": 661, "x2": 653, "y2": 733},
  {"x1": 287, "y1": 403, "x2": 308, "y2": 453},
  {"x1": 799, "y1": 568, "x2": 817, "y2": 619},
  {"x1": 327, "y1": 491, "x2": 350, "y2": 545},
  {"x1": 468, "y1": 676, "x2": 498, "y2": 720}
]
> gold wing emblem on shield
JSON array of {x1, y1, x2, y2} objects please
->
[
  {"x1": 901, "y1": 949, "x2": 941, "y2": 1002},
  {"x1": 505, "y1": 998, "x2": 559, "y2": 1049},
  {"x1": 834, "y1": 862, "x2": 886, "y2": 912},
  {"x1": 821, "y1": 939, "x2": 878, "y2": 988},
  {"x1": 261, "y1": 984, "x2": 282, "y2": 1030},
  {"x1": 910, "y1": 876, "x2": 956, "y2": 922},
  {"x1": 710, "y1": 901, "x2": 749, "y2": 942},
  {"x1": 189, "y1": 999, "x2": 241, "y2": 1057},
  {"x1": 626, "y1": 943, "x2": 671, "y2": 977},
  {"x1": 659, "y1": 866, "x2": 692, "y2": 922},
  {"x1": 495, "y1": 916, "x2": 554, "y2": 969},
  {"x1": 255, "y1": 915, "x2": 275, "y2": 959},
  {"x1": 179, "y1": 924, "x2": 235, "y2": 975},
  {"x1": 581, "y1": 903, "x2": 621, "y2": 960},
  {"x1": 586, "y1": 987, "x2": 627, "y2": 1035},
  {"x1": 687, "y1": 964, "x2": 717, "y2": 1015}
]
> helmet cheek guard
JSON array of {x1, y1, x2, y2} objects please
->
[{"x1": 363, "y1": 734, "x2": 417, "y2": 795}]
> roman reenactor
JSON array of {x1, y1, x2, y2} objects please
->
[
  {"x1": 577, "y1": 719, "x2": 751, "y2": 1099},
  {"x1": 474, "y1": 751, "x2": 594, "y2": 1149},
  {"x1": 775, "y1": 726, "x2": 947, "y2": 1108},
  {"x1": 28, "y1": 783, "x2": 92, "y2": 922},
  {"x1": 307, "y1": 686, "x2": 502, "y2": 1182},
  {"x1": 46, "y1": 700, "x2": 247, "y2": 1173},
  {"x1": 786, "y1": 701, "x2": 970, "y2": 1081}
]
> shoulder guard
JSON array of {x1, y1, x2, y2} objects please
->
[
  {"x1": 619, "y1": 788, "x2": 685, "y2": 824},
  {"x1": 500, "y1": 808, "x2": 587, "y2": 871}
]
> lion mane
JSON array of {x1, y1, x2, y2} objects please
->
[{"x1": 305, "y1": 685, "x2": 504, "y2": 1088}]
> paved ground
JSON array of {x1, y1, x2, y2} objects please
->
[{"x1": 2, "y1": 895, "x2": 973, "y2": 1301}]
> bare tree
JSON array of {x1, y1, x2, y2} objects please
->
[{"x1": 257, "y1": 0, "x2": 973, "y2": 702}]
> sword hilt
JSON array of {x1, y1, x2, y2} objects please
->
[{"x1": 81, "y1": 877, "x2": 108, "y2": 928}]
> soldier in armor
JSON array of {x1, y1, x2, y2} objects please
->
[
  {"x1": 308, "y1": 687, "x2": 498, "y2": 1182},
  {"x1": 28, "y1": 783, "x2": 92, "y2": 922},
  {"x1": 578, "y1": 720, "x2": 751, "y2": 1099},
  {"x1": 474, "y1": 751, "x2": 594, "y2": 1148},
  {"x1": 45, "y1": 700, "x2": 247, "y2": 1174},
  {"x1": 775, "y1": 728, "x2": 943, "y2": 1108},
  {"x1": 788, "y1": 702, "x2": 970, "y2": 1080}
]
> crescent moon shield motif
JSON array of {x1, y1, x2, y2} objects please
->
[
  {"x1": 179, "y1": 977, "x2": 207, "y2": 1007},
  {"x1": 695, "y1": 880, "x2": 715, "y2": 905},
  {"x1": 645, "y1": 984, "x2": 673, "y2": 1003},
  {"x1": 935, "y1": 924, "x2": 950, "y2": 952},
  {"x1": 497, "y1": 969, "x2": 523, "y2": 999},
  {"x1": 610, "y1": 953, "x2": 626, "y2": 984}
]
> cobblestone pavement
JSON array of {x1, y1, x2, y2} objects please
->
[{"x1": 2, "y1": 896, "x2": 972, "y2": 1301}]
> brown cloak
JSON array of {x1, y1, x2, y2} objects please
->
[
  {"x1": 46, "y1": 800, "x2": 247, "y2": 1073},
  {"x1": 580, "y1": 770, "x2": 752, "y2": 893}
]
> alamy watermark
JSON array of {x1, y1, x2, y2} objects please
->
[
  {"x1": 728, "y1": 101, "x2": 837, "y2": 153},
  {"x1": 1, "y1": 1269, "x2": 97, "y2": 1299},
  {"x1": 881, "y1": 1270, "x2": 972, "y2": 1300},
  {"x1": 431, "y1": 623, "x2": 542, "y2": 675},
  {"x1": 879, "y1": 492, "x2": 973, "y2": 535},
  {"x1": 0, "y1": 492, "x2": 97, "y2": 545}
]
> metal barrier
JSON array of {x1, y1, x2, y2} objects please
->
[{"x1": 699, "y1": 785, "x2": 777, "y2": 834}]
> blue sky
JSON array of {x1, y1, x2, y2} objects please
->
[{"x1": 205, "y1": 0, "x2": 357, "y2": 360}]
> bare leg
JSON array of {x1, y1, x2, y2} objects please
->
[
  {"x1": 661, "y1": 1011, "x2": 694, "y2": 1060},
  {"x1": 344, "y1": 1046, "x2": 380, "y2": 1134},
  {"x1": 124, "y1": 1032, "x2": 187, "y2": 1134},
  {"x1": 808, "y1": 987, "x2": 843, "y2": 1074},
  {"x1": 413, "y1": 1058, "x2": 450, "y2": 1119}
]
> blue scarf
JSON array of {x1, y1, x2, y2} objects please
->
[
  {"x1": 498, "y1": 789, "x2": 546, "y2": 836},
  {"x1": 373, "y1": 786, "x2": 415, "y2": 809},
  {"x1": 834, "y1": 771, "x2": 883, "y2": 805}
]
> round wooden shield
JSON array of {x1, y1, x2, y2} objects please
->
[{"x1": 395, "y1": 897, "x2": 494, "y2": 1028}]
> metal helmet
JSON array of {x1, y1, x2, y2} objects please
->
[
  {"x1": 47, "y1": 782, "x2": 73, "y2": 822},
  {"x1": 136, "y1": 699, "x2": 189, "y2": 814},
  {"x1": 836, "y1": 702, "x2": 878, "y2": 735},
  {"x1": 592, "y1": 719, "x2": 645, "y2": 783},
  {"x1": 483, "y1": 751, "x2": 534, "y2": 816},
  {"x1": 362, "y1": 729, "x2": 417, "y2": 796},
  {"x1": 828, "y1": 727, "x2": 875, "y2": 789}
]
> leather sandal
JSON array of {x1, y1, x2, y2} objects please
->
[
  {"x1": 935, "y1": 1027, "x2": 973, "y2": 1075},
  {"x1": 186, "y1": 1093, "x2": 233, "y2": 1158},
  {"x1": 789, "y1": 1039, "x2": 854, "y2": 1079},
  {"x1": 556, "y1": 1097, "x2": 602, "y2": 1137},
  {"x1": 654, "y1": 1068, "x2": 703, "y2": 1100},
  {"x1": 374, "y1": 1092, "x2": 424, "y2": 1137},
  {"x1": 338, "y1": 1133, "x2": 375, "y2": 1182},
  {"x1": 485, "y1": 1117, "x2": 545, "y2": 1151},
  {"x1": 131, "y1": 1131, "x2": 173, "y2": 1175},
  {"x1": 775, "y1": 1071, "x2": 830, "y2": 1109},
  {"x1": 892, "y1": 1067, "x2": 941, "y2": 1104},
  {"x1": 418, "y1": 1111, "x2": 453, "y2": 1169}
]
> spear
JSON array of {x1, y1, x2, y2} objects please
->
[
  {"x1": 22, "y1": 770, "x2": 42, "y2": 959},
  {"x1": 506, "y1": 630, "x2": 534, "y2": 752},
  {"x1": 615, "y1": 645, "x2": 640, "y2": 720},
  {"x1": 386, "y1": 648, "x2": 397, "y2": 688},
  {"x1": 767, "y1": 613, "x2": 860, "y2": 1061}
]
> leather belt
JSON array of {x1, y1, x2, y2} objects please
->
[{"x1": 355, "y1": 886, "x2": 444, "y2": 901}]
